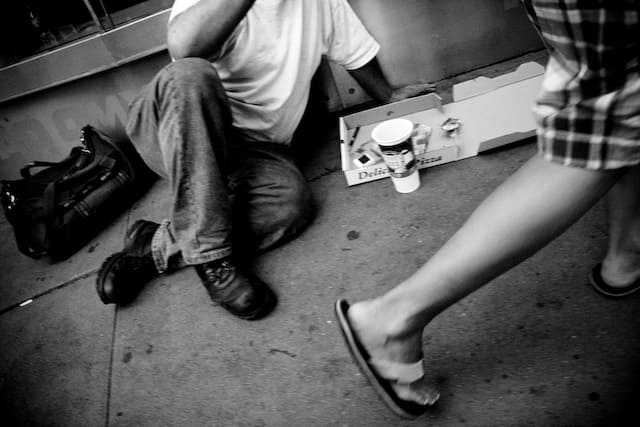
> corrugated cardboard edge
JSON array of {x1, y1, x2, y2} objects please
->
[
  {"x1": 339, "y1": 118, "x2": 351, "y2": 172},
  {"x1": 341, "y1": 94, "x2": 442, "y2": 128},
  {"x1": 453, "y1": 61, "x2": 545, "y2": 101}
]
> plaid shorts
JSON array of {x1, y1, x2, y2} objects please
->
[{"x1": 522, "y1": 0, "x2": 640, "y2": 169}]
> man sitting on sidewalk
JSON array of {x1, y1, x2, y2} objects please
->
[{"x1": 96, "y1": 0, "x2": 433, "y2": 319}]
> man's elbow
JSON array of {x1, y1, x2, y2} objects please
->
[
  {"x1": 168, "y1": 42, "x2": 189, "y2": 60},
  {"x1": 167, "y1": 28, "x2": 192, "y2": 59},
  {"x1": 167, "y1": 33, "x2": 218, "y2": 60}
]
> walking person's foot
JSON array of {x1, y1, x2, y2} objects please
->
[
  {"x1": 335, "y1": 298, "x2": 439, "y2": 419},
  {"x1": 348, "y1": 299, "x2": 440, "y2": 404},
  {"x1": 590, "y1": 252, "x2": 640, "y2": 297}
]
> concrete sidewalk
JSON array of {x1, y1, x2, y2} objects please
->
[{"x1": 2, "y1": 56, "x2": 639, "y2": 426}]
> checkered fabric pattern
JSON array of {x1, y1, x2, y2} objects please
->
[{"x1": 522, "y1": 0, "x2": 640, "y2": 169}]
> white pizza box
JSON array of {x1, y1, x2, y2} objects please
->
[{"x1": 339, "y1": 61, "x2": 545, "y2": 186}]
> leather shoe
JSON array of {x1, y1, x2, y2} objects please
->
[
  {"x1": 96, "y1": 220, "x2": 160, "y2": 305},
  {"x1": 195, "y1": 259, "x2": 276, "y2": 320}
]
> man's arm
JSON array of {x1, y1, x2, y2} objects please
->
[
  {"x1": 168, "y1": 0, "x2": 256, "y2": 59},
  {"x1": 347, "y1": 57, "x2": 435, "y2": 104}
]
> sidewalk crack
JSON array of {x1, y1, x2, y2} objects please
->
[
  {"x1": 104, "y1": 306, "x2": 118, "y2": 427},
  {"x1": 0, "y1": 268, "x2": 99, "y2": 315}
]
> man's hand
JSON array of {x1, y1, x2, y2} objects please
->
[
  {"x1": 348, "y1": 58, "x2": 435, "y2": 104},
  {"x1": 388, "y1": 82, "x2": 436, "y2": 103}
]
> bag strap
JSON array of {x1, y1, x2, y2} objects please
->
[
  {"x1": 52, "y1": 127, "x2": 129, "y2": 189},
  {"x1": 20, "y1": 161, "x2": 61, "y2": 178},
  {"x1": 81, "y1": 125, "x2": 136, "y2": 181},
  {"x1": 53, "y1": 155, "x2": 117, "y2": 192},
  {"x1": 20, "y1": 146, "x2": 90, "y2": 179}
]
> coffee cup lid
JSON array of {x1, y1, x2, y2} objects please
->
[{"x1": 371, "y1": 119, "x2": 413, "y2": 146}]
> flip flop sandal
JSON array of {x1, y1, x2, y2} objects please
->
[
  {"x1": 589, "y1": 264, "x2": 640, "y2": 298},
  {"x1": 334, "y1": 299, "x2": 439, "y2": 419}
]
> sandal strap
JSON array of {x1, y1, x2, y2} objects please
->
[{"x1": 369, "y1": 359, "x2": 424, "y2": 384}]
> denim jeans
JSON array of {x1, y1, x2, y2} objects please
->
[{"x1": 126, "y1": 58, "x2": 314, "y2": 273}]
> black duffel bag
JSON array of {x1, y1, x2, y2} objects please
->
[{"x1": 0, "y1": 125, "x2": 155, "y2": 261}]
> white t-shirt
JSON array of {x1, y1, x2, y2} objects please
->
[{"x1": 169, "y1": 0, "x2": 380, "y2": 144}]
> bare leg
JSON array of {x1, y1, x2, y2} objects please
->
[
  {"x1": 349, "y1": 153, "x2": 624, "y2": 403},
  {"x1": 601, "y1": 164, "x2": 640, "y2": 286}
]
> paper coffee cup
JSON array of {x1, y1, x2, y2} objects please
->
[{"x1": 371, "y1": 118, "x2": 420, "y2": 193}]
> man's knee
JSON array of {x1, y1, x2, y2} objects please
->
[
  {"x1": 154, "y1": 58, "x2": 222, "y2": 94},
  {"x1": 125, "y1": 58, "x2": 226, "y2": 178},
  {"x1": 250, "y1": 177, "x2": 314, "y2": 249},
  {"x1": 279, "y1": 179, "x2": 315, "y2": 235}
]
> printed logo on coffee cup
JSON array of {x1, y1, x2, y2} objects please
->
[{"x1": 379, "y1": 139, "x2": 417, "y2": 178}]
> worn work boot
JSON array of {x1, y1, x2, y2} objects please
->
[
  {"x1": 96, "y1": 220, "x2": 160, "y2": 305},
  {"x1": 195, "y1": 258, "x2": 277, "y2": 320}
]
